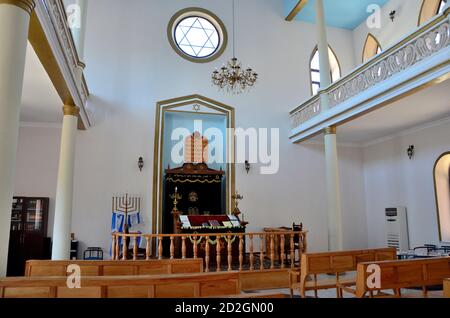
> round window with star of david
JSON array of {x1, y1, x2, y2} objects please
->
[{"x1": 168, "y1": 8, "x2": 228, "y2": 63}]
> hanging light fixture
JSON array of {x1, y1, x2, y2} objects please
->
[{"x1": 212, "y1": 0, "x2": 258, "y2": 94}]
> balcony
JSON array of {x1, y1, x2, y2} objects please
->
[{"x1": 289, "y1": 9, "x2": 450, "y2": 143}]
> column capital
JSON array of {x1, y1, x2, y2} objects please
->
[
  {"x1": 62, "y1": 105, "x2": 80, "y2": 117},
  {"x1": 324, "y1": 126, "x2": 337, "y2": 135},
  {"x1": 0, "y1": 0, "x2": 36, "y2": 15}
]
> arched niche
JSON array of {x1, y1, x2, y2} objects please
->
[
  {"x1": 418, "y1": 0, "x2": 446, "y2": 26},
  {"x1": 152, "y1": 95, "x2": 235, "y2": 235},
  {"x1": 434, "y1": 152, "x2": 450, "y2": 242}
]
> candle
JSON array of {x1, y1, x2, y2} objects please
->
[{"x1": 175, "y1": 187, "x2": 178, "y2": 192}]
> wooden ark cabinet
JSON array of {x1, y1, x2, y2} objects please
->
[{"x1": 7, "y1": 197, "x2": 50, "y2": 276}]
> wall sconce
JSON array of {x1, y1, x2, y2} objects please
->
[
  {"x1": 245, "y1": 160, "x2": 250, "y2": 174},
  {"x1": 389, "y1": 10, "x2": 396, "y2": 22},
  {"x1": 407, "y1": 145, "x2": 415, "y2": 160},
  {"x1": 138, "y1": 157, "x2": 144, "y2": 171}
]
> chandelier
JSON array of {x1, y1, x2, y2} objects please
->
[{"x1": 212, "y1": 0, "x2": 258, "y2": 94}]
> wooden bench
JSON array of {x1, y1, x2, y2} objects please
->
[
  {"x1": 290, "y1": 247, "x2": 397, "y2": 298},
  {"x1": 444, "y1": 279, "x2": 450, "y2": 298},
  {"x1": 216, "y1": 292, "x2": 288, "y2": 298},
  {"x1": 0, "y1": 272, "x2": 240, "y2": 298},
  {"x1": 25, "y1": 259, "x2": 203, "y2": 277},
  {"x1": 339, "y1": 257, "x2": 450, "y2": 298}
]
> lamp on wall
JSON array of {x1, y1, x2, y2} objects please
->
[
  {"x1": 389, "y1": 10, "x2": 396, "y2": 22},
  {"x1": 407, "y1": 145, "x2": 415, "y2": 160},
  {"x1": 138, "y1": 157, "x2": 144, "y2": 171},
  {"x1": 245, "y1": 160, "x2": 250, "y2": 174}
]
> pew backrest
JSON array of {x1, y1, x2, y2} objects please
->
[
  {"x1": 25, "y1": 259, "x2": 203, "y2": 277},
  {"x1": 355, "y1": 257, "x2": 450, "y2": 298},
  {"x1": 444, "y1": 279, "x2": 450, "y2": 298},
  {"x1": 300, "y1": 247, "x2": 397, "y2": 277},
  {"x1": 0, "y1": 272, "x2": 240, "y2": 298}
]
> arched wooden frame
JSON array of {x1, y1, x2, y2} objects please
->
[
  {"x1": 433, "y1": 151, "x2": 450, "y2": 242},
  {"x1": 362, "y1": 33, "x2": 382, "y2": 63},
  {"x1": 309, "y1": 45, "x2": 342, "y2": 95},
  {"x1": 418, "y1": 0, "x2": 445, "y2": 26},
  {"x1": 152, "y1": 95, "x2": 236, "y2": 237}
]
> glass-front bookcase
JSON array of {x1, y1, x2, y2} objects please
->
[{"x1": 7, "y1": 197, "x2": 49, "y2": 276}]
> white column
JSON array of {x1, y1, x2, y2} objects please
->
[
  {"x1": 52, "y1": 106, "x2": 79, "y2": 260},
  {"x1": 0, "y1": 0, "x2": 35, "y2": 276},
  {"x1": 315, "y1": 0, "x2": 332, "y2": 111},
  {"x1": 314, "y1": 0, "x2": 344, "y2": 251},
  {"x1": 324, "y1": 127, "x2": 343, "y2": 251}
]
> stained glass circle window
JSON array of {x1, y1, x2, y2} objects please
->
[{"x1": 168, "y1": 8, "x2": 227, "y2": 63}]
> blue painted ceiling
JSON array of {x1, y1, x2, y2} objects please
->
[{"x1": 285, "y1": 0, "x2": 389, "y2": 30}]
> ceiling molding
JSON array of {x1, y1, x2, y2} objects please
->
[
  {"x1": 285, "y1": 0, "x2": 308, "y2": 22},
  {"x1": 20, "y1": 121, "x2": 62, "y2": 129},
  {"x1": 29, "y1": 0, "x2": 91, "y2": 130}
]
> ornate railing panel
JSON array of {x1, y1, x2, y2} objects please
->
[
  {"x1": 111, "y1": 231, "x2": 308, "y2": 272},
  {"x1": 290, "y1": 9, "x2": 450, "y2": 130}
]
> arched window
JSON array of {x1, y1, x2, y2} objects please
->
[
  {"x1": 434, "y1": 152, "x2": 450, "y2": 242},
  {"x1": 310, "y1": 46, "x2": 341, "y2": 95},
  {"x1": 418, "y1": 0, "x2": 446, "y2": 26},
  {"x1": 362, "y1": 34, "x2": 382, "y2": 63}
]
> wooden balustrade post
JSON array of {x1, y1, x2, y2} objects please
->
[
  {"x1": 216, "y1": 236, "x2": 222, "y2": 272},
  {"x1": 260, "y1": 234, "x2": 265, "y2": 270},
  {"x1": 227, "y1": 235, "x2": 232, "y2": 272},
  {"x1": 170, "y1": 236, "x2": 175, "y2": 259},
  {"x1": 158, "y1": 236, "x2": 163, "y2": 260},
  {"x1": 133, "y1": 236, "x2": 138, "y2": 260},
  {"x1": 115, "y1": 235, "x2": 119, "y2": 261},
  {"x1": 205, "y1": 236, "x2": 210, "y2": 272},
  {"x1": 182, "y1": 236, "x2": 187, "y2": 259},
  {"x1": 146, "y1": 236, "x2": 150, "y2": 260},
  {"x1": 193, "y1": 236, "x2": 198, "y2": 259},
  {"x1": 111, "y1": 235, "x2": 116, "y2": 260},
  {"x1": 122, "y1": 234, "x2": 127, "y2": 260},
  {"x1": 280, "y1": 234, "x2": 286, "y2": 269},
  {"x1": 239, "y1": 235, "x2": 244, "y2": 272},
  {"x1": 290, "y1": 233, "x2": 295, "y2": 268},
  {"x1": 249, "y1": 234, "x2": 254, "y2": 271},
  {"x1": 270, "y1": 234, "x2": 275, "y2": 269}
]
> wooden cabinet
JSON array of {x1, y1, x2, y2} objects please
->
[{"x1": 7, "y1": 197, "x2": 50, "y2": 276}]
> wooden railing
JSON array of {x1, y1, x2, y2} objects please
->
[
  {"x1": 111, "y1": 231, "x2": 307, "y2": 272},
  {"x1": 289, "y1": 8, "x2": 450, "y2": 129}
]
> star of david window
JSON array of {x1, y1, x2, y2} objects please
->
[{"x1": 168, "y1": 8, "x2": 227, "y2": 63}]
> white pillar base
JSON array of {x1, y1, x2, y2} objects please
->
[{"x1": 0, "y1": 3, "x2": 32, "y2": 276}]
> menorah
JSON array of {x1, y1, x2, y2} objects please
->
[
  {"x1": 232, "y1": 191, "x2": 243, "y2": 217},
  {"x1": 112, "y1": 194, "x2": 141, "y2": 234},
  {"x1": 170, "y1": 187, "x2": 182, "y2": 213}
]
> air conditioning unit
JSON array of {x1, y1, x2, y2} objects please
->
[{"x1": 385, "y1": 207, "x2": 409, "y2": 252}]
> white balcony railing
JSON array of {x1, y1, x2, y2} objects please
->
[{"x1": 289, "y1": 9, "x2": 450, "y2": 142}]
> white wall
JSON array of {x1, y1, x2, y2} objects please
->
[
  {"x1": 64, "y1": 0, "x2": 364, "y2": 255},
  {"x1": 362, "y1": 119, "x2": 450, "y2": 249},
  {"x1": 352, "y1": 0, "x2": 423, "y2": 64},
  {"x1": 14, "y1": 124, "x2": 62, "y2": 238}
]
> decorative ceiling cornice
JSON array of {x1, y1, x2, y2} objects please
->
[
  {"x1": 0, "y1": 0, "x2": 36, "y2": 15},
  {"x1": 29, "y1": 0, "x2": 91, "y2": 130}
]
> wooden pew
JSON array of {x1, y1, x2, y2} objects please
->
[
  {"x1": 290, "y1": 247, "x2": 397, "y2": 298},
  {"x1": 342, "y1": 257, "x2": 450, "y2": 298},
  {"x1": 444, "y1": 279, "x2": 450, "y2": 298},
  {"x1": 25, "y1": 259, "x2": 203, "y2": 277},
  {"x1": 0, "y1": 272, "x2": 240, "y2": 298}
]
